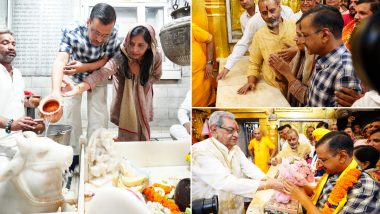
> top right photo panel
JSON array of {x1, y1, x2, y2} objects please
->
[{"x1": 191, "y1": 0, "x2": 380, "y2": 107}]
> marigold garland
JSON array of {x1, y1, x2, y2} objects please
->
[
  {"x1": 153, "y1": 183, "x2": 175, "y2": 194},
  {"x1": 143, "y1": 186, "x2": 183, "y2": 213},
  {"x1": 321, "y1": 168, "x2": 361, "y2": 214}
]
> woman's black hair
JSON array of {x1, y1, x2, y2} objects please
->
[
  {"x1": 123, "y1": 25, "x2": 154, "y2": 86},
  {"x1": 354, "y1": 145, "x2": 380, "y2": 169}
]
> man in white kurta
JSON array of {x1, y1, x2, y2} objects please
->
[
  {"x1": 0, "y1": 29, "x2": 36, "y2": 140},
  {"x1": 192, "y1": 111, "x2": 284, "y2": 213},
  {"x1": 170, "y1": 90, "x2": 191, "y2": 140},
  {"x1": 239, "y1": 0, "x2": 257, "y2": 32}
]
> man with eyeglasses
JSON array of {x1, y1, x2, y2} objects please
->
[
  {"x1": 284, "y1": 131, "x2": 380, "y2": 213},
  {"x1": 300, "y1": 5, "x2": 361, "y2": 107},
  {"x1": 192, "y1": 111, "x2": 284, "y2": 213},
  {"x1": 49, "y1": 3, "x2": 118, "y2": 172},
  {"x1": 295, "y1": 0, "x2": 317, "y2": 20},
  {"x1": 248, "y1": 128, "x2": 277, "y2": 173}
]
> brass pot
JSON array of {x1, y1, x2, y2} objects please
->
[
  {"x1": 38, "y1": 98, "x2": 63, "y2": 123},
  {"x1": 159, "y1": 16, "x2": 190, "y2": 66},
  {"x1": 28, "y1": 95, "x2": 41, "y2": 108}
]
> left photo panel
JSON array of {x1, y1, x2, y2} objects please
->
[{"x1": 0, "y1": 0, "x2": 191, "y2": 213}]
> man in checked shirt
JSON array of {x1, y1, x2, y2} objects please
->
[
  {"x1": 49, "y1": 3, "x2": 118, "y2": 171},
  {"x1": 284, "y1": 132, "x2": 380, "y2": 213},
  {"x1": 299, "y1": 5, "x2": 362, "y2": 106}
]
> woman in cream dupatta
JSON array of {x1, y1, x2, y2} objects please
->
[
  {"x1": 63, "y1": 24, "x2": 162, "y2": 141},
  {"x1": 269, "y1": 22, "x2": 315, "y2": 107}
]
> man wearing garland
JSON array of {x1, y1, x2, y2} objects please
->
[{"x1": 284, "y1": 132, "x2": 380, "y2": 213}]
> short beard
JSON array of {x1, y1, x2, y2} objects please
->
[
  {"x1": 0, "y1": 55, "x2": 15, "y2": 63},
  {"x1": 267, "y1": 19, "x2": 280, "y2": 28}
]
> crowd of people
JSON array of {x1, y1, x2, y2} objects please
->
[{"x1": 193, "y1": 0, "x2": 380, "y2": 107}]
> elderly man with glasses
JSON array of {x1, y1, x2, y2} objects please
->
[
  {"x1": 49, "y1": 3, "x2": 118, "y2": 172},
  {"x1": 192, "y1": 111, "x2": 284, "y2": 213}
]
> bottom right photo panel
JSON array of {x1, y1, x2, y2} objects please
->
[{"x1": 191, "y1": 108, "x2": 380, "y2": 214}]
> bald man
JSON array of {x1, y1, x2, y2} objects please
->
[
  {"x1": 237, "y1": 0, "x2": 297, "y2": 95},
  {"x1": 248, "y1": 128, "x2": 277, "y2": 173}
]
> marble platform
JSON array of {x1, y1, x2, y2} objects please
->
[{"x1": 217, "y1": 57, "x2": 290, "y2": 107}]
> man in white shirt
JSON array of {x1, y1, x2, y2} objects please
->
[
  {"x1": 192, "y1": 110, "x2": 284, "y2": 213},
  {"x1": 169, "y1": 91, "x2": 191, "y2": 140},
  {"x1": 0, "y1": 29, "x2": 37, "y2": 139},
  {"x1": 278, "y1": 124, "x2": 291, "y2": 150},
  {"x1": 217, "y1": 3, "x2": 295, "y2": 80},
  {"x1": 239, "y1": 0, "x2": 257, "y2": 32},
  {"x1": 294, "y1": 0, "x2": 318, "y2": 20}
]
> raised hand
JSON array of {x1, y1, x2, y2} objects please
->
[
  {"x1": 63, "y1": 60, "x2": 84, "y2": 75},
  {"x1": 269, "y1": 54, "x2": 291, "y2": 76}
]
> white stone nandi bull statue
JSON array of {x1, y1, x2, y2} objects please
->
[{"x1": 0, "y1": 132, "x2": 73, "y2": 214}]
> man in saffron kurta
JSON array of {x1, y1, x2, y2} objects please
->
[
  {"x1": 191, "y1": 23, "x2": 216, "y2": 107},
  {"x1": 248, "y1": 128, "x2": 277, "y2": 173},
  {"x1": 238, "y1": 0, "x2": 296, "y2": 95},
  {"x1": 284, "y1": 132, "x2": 380, "y2": 213}
]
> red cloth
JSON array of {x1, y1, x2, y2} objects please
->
[
  {"x1": 24, "y1": 91, "x2": 33, "y2": 95},
  {"x1": 343, "y1": 14, "x2": 354, "y2": 27}
]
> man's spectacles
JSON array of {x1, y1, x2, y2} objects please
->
[
  {"x1": 90, "y1": 27, "x2": 111, "y2": 39},
  {"x1": 301, "y1": 0, "x2": 314, "y2": 3},
  {"x1": 218, "y1": 126, "x2": 241, "y2": 134},
  {"x1": 318, "y1": 152, "x2": 337, "y2": 164},
  {"x1": 301, "y1": 29, "x2": 322, "y2": 38}
]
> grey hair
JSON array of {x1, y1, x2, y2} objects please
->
[
  {"x1": 287, "y1": 128, "x2": 299, "y2": 136},
  {"x1": 209, "y1": 111, "x2": 235, "y2": 127},
  {"x1": 0, "y1": 29, "x2": 14, "y2": 36}
]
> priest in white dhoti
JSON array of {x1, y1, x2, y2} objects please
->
[{"x1": 192, "y1": 111, "x2": 284, "y2": 213}]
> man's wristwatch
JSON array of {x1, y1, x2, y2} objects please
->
[{"x1": 206, "y1": 60, "x2": 214, "y2": 65}]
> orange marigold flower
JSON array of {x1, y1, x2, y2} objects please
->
[{"x1": 321, "y1": 169, "x2": 361, "y2": 214}]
